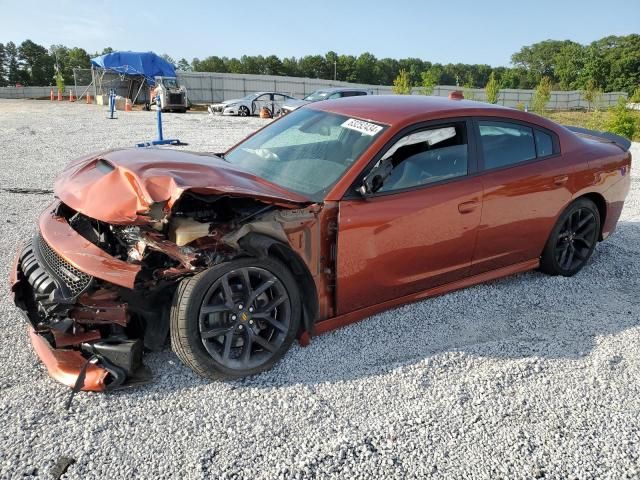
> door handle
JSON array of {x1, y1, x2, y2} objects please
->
[
  {"x1": 458, "y1": 200, "x2": 480, "y2": 214},
  {"x1": 553, "y1": 175, "x2": 569, "y2": 186}
]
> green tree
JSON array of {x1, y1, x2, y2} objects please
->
[
  {"x1": 281, "y1": 57, "x2": 300, "y2": 77},
  {"x1": 0, "y1": 43, "x2": 6, "y2": 86},
  {"x1": 554, "y1": 42, "x2": 586, "y2": 90},
  {"x1": 161, "y1": 53, "x2": 176, "y2": 67},
  {"x1": 485, "y1": 71, "x2": 500, "y2": 104},
  {"x1": 324, "y1": 51, "x2": 339, "y2": 80},
  {"x1": 531, "y1": 76, "x2": 552, "y2": 113},
  {"x1": 421, "y1": 69, "x2": 438, "y2": 95},
  {"x1": 354, "y1": 52, "x2": 378, "y2": 84},
  {"x1": 176, "y1": 58, "x2": 191, "y2": 71},
  {"x1": 263, "y1": 55, "x2": 283, "y2": 76},
  {"x1": 376, "y1": 57, "x2": 400, "y2": 86},
  {"x1": 18, "y1": 39, "x2": 54, "y2": 85},
  {"x1": 583, "y1": 78, "x2": 602, "y2": 111},
  {"x1": 298, "y1": 55, "x2": 327, "y2": 78},
  {"x1": 392, "y1": 69, "x2": 411, "y2": 94},
  {"x1": 511, "y1": 39, "x2": 578, "y2": 85},
  {"x1": 337, "y1": 55, "x2": 356, "y2": 82},
  {"x1": 5, "y1": 42, "x2": 21, "y2": 85},
  {"x1": 192, "y1": 56, "x2": 227, "y2": 72}
]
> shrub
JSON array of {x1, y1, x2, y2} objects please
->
[
  {"x1": 604, "y1": 97, "x2": 638, "y2": 139},
  {"x1": 531, "y1": 76, "x2": 552, "y2": 114},
  {"x1": 421, "y1": 70, "x2": 437, "y2": 96},
  {"x1": 586, "y1": 109, "x2": 606, "y2": 132},
  {"x1": 55, "y1": 71, "x2": 65, "y2": 95},
  {"x1": 630, "y1": 86, "x2": 640, "y2": 103},
  {"x1": 485, "y1": 72, "x2": 500, "y2": 104},
  {"x1": 515, "y1": 102, "x2": 526, "y2": 111},
  {"x1": 392, "y1": 69, "x2": 411, "y2": 95}
]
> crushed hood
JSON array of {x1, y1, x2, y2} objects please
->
[{"x1": 55, "y1": 148, "x2": 310, "y2": 223}]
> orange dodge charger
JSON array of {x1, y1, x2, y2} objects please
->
[{"x1": 10, "y1": 96, "x2": 632, "y2": 391}]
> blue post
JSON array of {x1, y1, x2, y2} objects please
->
[
  {"x1": 134, "y1": 94, "x2": 183, "y2": 147},
  {"x1": 108, "y1": 89, "x2": 116, "y2": 119},
  {"x1": 156, "y1": 95, "x2": 163, "y2": 141}
]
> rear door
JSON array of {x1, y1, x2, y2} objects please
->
[
  {"x1": 470, "y1": 118, "x2": 576, "y2": 274},
  {"x1": 336, "y1": 119, "x2": 483, "y2": 314}
]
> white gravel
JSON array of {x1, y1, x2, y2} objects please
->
[{"x1": 0, "y1": 99, "x2": 639, "y2": 479}]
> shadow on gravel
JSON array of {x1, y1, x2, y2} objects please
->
[{"x1": 120, "y1": 221, "x2": 640, "y2": 395}]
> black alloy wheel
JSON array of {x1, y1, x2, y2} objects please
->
[
  {"x1": 171, "y1": 257, "x2": 300, "y2": 379},
  {"x1": 540, "y1": 198, "x2": 600, "y2": 276}
]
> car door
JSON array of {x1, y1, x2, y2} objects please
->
[
  {"x1": 252, "y1": 93, "x2": 273, "y2": 115},
  {"x1": 470, "y1": 118, "x2": 576, "y2": 275},
  {"x1": 273, "y1": 94, "x2": 288, "y2": 114},
  {"x1": 336, "y1": 119, "x2": 483, "y2": 314}
]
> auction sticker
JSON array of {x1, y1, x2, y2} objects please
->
[{"x1": 341, "y1": 118, "x2": 383, "y2": 136}]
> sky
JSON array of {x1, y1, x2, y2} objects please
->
[{"x1": 1, "y1": 0, "x2": 639, "y2": 66}]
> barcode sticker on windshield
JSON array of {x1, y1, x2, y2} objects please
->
[{"x1": 341, "y1": 118, "x2": 383, "y2": 136}]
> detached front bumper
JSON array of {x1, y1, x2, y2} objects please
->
[{"x1": 10, "y1": 201, "x2": 148, "y2": 391}]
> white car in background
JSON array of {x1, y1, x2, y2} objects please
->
[{"x1": 208, "y1": 92, "x2": 297, "y2": 117}]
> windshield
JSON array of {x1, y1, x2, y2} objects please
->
[
  {"x1": 224, "y1": 108, "x2": 386, "y2": 201},
  {"x1": 162, "y1": 78, "x2": 178, "y2": 88},
  {"x1": 240, "y1": 93, "x2": 261, "y2": 101},
  {"x1": 303, "y1": 90, "x2": 331, "y2": 102}
]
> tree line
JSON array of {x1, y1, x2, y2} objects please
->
[{"x1": 0, "y1": 35, "x2": 637, "y2": 94}]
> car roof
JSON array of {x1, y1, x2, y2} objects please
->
[
  {"x1": 315, "y1": 87, "x2": 370, "y2": 93},
  {"x1": 308, "y1": 95, "x2": 524, "y2": 125}
]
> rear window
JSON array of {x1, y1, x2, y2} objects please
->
[{"x1": 534, "y1": 130, "x2": 554, "y2": 157}]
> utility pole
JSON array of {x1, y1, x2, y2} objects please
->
[{"x1": 334, "y1": 61, "x2": 337, "y2": 81}]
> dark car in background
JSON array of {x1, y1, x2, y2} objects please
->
[{"x1": 280, "y1": 87, "x2": 373, "y2": 114}]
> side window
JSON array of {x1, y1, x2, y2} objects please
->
[
  {"x1": 373, "y1": 123, "x2": 468, "y2": 193},
  {"x1": 341, "y1": 91, "x2": 365, "y2": 97},
  {"x1": 534, "y1": 129, "x2": 554, "y2": 157},
  {"x1": 479, "y1": 121, "x2": 536, "y2": 170},
  {"x1": 328, "y1": 92, "x2": 342, "y2": 99}
]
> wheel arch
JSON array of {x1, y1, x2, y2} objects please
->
[
  {"x1": 574, "y1": 192, "x2": 607, "y2": 240},
  {"x1": 237, "y1": 233, "x2": 318, "y2": 335}
]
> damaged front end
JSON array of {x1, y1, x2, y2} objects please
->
[{"x1": 11, "y1": 185, "x2": 333, "y2": 391}]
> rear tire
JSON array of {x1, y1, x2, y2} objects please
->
[
  {"x1": 540, "y1": 198, "x2": 600, "y2": 276},
  {"x1": 170, "y1": 257, "x2": 301, "y2": 380}
]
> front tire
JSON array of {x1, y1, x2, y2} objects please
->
[
  {"x1": 170, "y1": 257, "x2": 301, "y2": 380},
  {"x1": 238, "y1": 105, "x2": 250, "y2": 117},
  {"x1": 540, "y1": 198, "x2": 600, "y2": 276}
]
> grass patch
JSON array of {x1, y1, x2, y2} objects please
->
[{"x1": 544, "y1": 110, "x2": 640, "y2": 142}]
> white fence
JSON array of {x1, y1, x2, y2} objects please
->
[{"x1": 0, "y1": 72, "x2": 628, "y2": 111}]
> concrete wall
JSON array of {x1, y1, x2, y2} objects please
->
[{"x1": 0, "y1": 72, "x2": 628, "y2": 111}]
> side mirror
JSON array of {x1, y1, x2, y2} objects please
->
[
  {"x1": 358, "y1": 169, "x2": 388, "y2": 197},
  {"x1": 358, "y1": 170, "x2": 388, "y2": 198}
]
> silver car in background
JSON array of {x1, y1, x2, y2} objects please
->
[
  {"x1": 280, "y1": 87, "x2": 373, "y2": 114},
  {"x1": 208, "y1": 92, "x2": 297, "y2": 117}
]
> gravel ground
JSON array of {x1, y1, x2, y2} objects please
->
[{"x1": 0, "y1": 99, "x2": 639, "y2": 479}]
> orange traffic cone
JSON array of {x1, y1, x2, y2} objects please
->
[
  {"x1": 57, "y1": 90, "x2": 62, "y2": 102},
  {"x1": 124, "y1": 99, "x2": 132, "y2": 111},
  {"x1": 50, "y1": 88, "x2": 54, "y2": 101},
  {"x1": 69, "y1": 90, "x2": 75, "y2": 102}
]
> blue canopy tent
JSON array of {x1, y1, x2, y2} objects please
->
[{"x1": 89, "y1": 51, "x2": 177, "y2": 104}]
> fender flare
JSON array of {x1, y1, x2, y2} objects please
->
[{"x1": 238, "y1": 233, "x2": 318, "y2": 335}]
